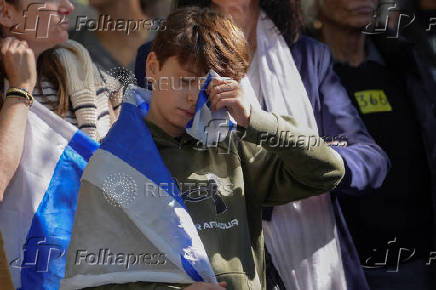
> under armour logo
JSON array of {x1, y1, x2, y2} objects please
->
[{"x1": 178, "y1": 174, "x2": 232, "y2": 215}]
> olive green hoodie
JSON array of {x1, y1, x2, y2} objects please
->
[{"x1": 84, "y1": 107, "x2": 345, "y2": 290}]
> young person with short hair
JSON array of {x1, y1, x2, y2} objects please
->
[{"x1": 65, "y1": 7, "x2": 345, "y2": 290}]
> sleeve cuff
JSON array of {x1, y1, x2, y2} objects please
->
[{"x1": 243, "y1": 107, "x2": 279, "y2": 145}]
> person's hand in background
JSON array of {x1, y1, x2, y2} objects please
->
[
  {"x1": 0, "y1": 37, "x2": 37, "y2": 201},
  {"x1": 1, "y1": 37, "x2": 37, "y2": 92}
]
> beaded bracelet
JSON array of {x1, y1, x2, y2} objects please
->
[{"x1": 6, "y1": 87, "x2": 34, "y2": 107}]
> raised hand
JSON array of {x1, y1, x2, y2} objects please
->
[
  {"x1": 1, "y1": 37, "x2": 37, "y2": 92},
  {"x1": 207, "y1": 77, "x2": 251, "y2": 128}
]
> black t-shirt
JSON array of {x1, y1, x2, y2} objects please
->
[{"x1": 334, "y1": 59, "x2": 433, "y2": 263}]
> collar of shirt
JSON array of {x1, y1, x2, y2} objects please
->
[
  {"x1": 144, "y1": 118, "x2": 196, "y2": 148},
  {"x1": 333, "y1": 38, "x2": 386, "y2": 67}
]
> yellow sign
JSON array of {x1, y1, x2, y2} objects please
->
[{"x1": 354, "y1": 90, "x2": 392, "y2": 114}]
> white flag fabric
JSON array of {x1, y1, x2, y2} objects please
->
[{"x1": 0, "y1": 101, "x2": 99, "y2": 289}]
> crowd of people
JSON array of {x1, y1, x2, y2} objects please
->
[{"x1": 0, "y1": 0, "x2": 435, "y2": 289}]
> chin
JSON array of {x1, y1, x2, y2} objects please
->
[
  {"x1": 167, "y1": 116, "x2": 188, "y2": 132},
  {"x1": 352, "y1": 16, "x2": 373, "y2": 28},
  {"x1": 53, "y1": 31, "x2": 69, "y2": 44}
]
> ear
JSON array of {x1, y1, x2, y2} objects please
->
[
  {"x1": 0, "y1": 0, "x2": 18, "y2": 28},
  {"x1": 145, "y1": 51, "x2": 160, "y2": 88}
]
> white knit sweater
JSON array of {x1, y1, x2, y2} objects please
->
[{"x1": 54, "y1": 40, "x2": 122, "y2": 141}]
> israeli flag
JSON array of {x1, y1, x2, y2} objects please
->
[
  {"x1": 60, "y1": 86, "x2": 216, "y2": 289},
  {"x1": 0, "y1": 101, "x2": 99, "y2": 289},
  {"x1": 186, "y1": 70, "x2": 236, "y2": 145}
]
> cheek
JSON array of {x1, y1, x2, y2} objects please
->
[
  {"x1": 158, "y1": 92, "x2": 179, "y2": 116},
  {"x1": 320, "y1": 1, "x2": 340, "y2": 22},
  {"x1": 321, "y1": 1, "x2": 369, "y2": 28}
]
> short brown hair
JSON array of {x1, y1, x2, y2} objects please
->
[{"x1": 151, "y1": 7, "x2": 250, "y2": 82}]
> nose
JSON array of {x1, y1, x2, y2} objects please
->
[
  {"x1": 186, "y1": 90, "x2": 198, "y2": 108},
  {"x1": 59, "y1": 0, "x2": 74, "y2": 16}
]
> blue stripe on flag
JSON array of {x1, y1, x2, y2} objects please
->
[
  {"x1": 19, "y1": 131, "x2": 98, "y2": 290},
  {"x1": 186, "y1": 73, "x2": 213, "y2": 129},
  {"x1": 69, "y1": 130, "x2": 99, "y2": 162},
  {"x1": 181, "y1": 254, "x2": 203, "y2": 282},
  {"x1": 100, "y1": 102, "x2": 185, "y2": 207},
  {"x1": 228, "y1": 120, "x2": 235, "y2": 132}
]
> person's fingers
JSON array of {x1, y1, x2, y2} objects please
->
[
  {"x1": 8, "y1": 38, "x2": 21, "y2": 50},
  {"x1": 206, "y1": 79, "x2": 217, "y2": 94},
  {"x1": 1, "y1": 38, "x2": 28, "y2": 55},
  {"x1": 206, "y1": 77, "x2": 234, "y2": 94},
  {"x1": 1, "y1": 37, "x2": 13, "y2": 54},
  {"x1": 210, "y1": 91, "x2": 238, "y2": 111},
  {"x1": 218, "y1": 281, "x2": 227, "y2": 288},
  {"x1": 16, "y1": 40, "x2": 28, "y2": 49},
  {"x1": 214, "y1": 97, "x2": 239, "y2": 112},
  {"x1": 212, "y1": 81, "x2": 238, "y2": 96},
  {"x1": 24, "y1": 48, "x2": 35, "y2": 61},
  {"x1": 214, "y1": 282, "x2": 227, "y2": 289}
]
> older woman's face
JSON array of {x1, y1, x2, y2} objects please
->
[
  {"x1": 319, "y1": 0, "x2": 378, "y2": 29},
  {"x1": 3, "y1": 0, "x2": 73, "y2": 48},
  {"x1": 211, "y1": 0, "x2": 254, "y2": 13}
]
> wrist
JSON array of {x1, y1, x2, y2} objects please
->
[
  {"x1": 9, "y1": 82, "x2": 34, "y2": 93},
  {"x1": 6, "y1": 88, "x2": 34, "y2": 107},
  {"x1": 4, "y1": 96, "x2": 31, "y2": 108},
  {"x1": 239, "y1": 104, "x2": 252, "y2": 128}
]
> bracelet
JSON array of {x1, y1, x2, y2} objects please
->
[{"x1": 6, "y1": 87, "x2": 33, "y2": 107}]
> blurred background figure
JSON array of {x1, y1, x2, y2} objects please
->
[
  {"x1": 302, "y1": 0, "x2": 436, "y2": 289},
  {"x1": 70, "y1": 0, "x2": 173, "y2": 79},
  {"x1": 399, "y1": 0, "x2": 436, "y2": 81}
]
